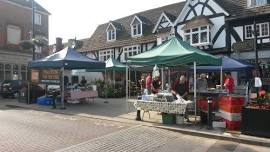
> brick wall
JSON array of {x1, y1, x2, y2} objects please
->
[{"x1": 0, "y1": 1, "x2": 49, "y2": 56}]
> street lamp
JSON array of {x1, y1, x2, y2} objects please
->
[
  {"x1": 31, "y1": 0, "x2": 36, "y2": 61},
  {"x1": 252, "y1": 20, "x2": 261, "y2": 97}
]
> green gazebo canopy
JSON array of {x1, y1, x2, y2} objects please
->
[{"x1": 127, "y1": 37, "x2": 221, "y2": 66}]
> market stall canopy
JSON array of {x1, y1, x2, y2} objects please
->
[
  {"x1": 190, "y1": 56, "x2": 254, "y2": 72},
  {"x1": 86, "y1": 58, "x2": 126, "y2": 72},
  {"x1": 127, "y1": 37, "x2": 221, "y2": 66},
  {"x1": 105, "y1": 58, "x2": 126, "y2": 71},
  {"x1": 28, "y1": 47, "x2": 105, "y2": 69}
]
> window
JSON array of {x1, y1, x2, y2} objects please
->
[
  {"x1": 131, "y1": 16, "x2": 143, "y2": 37},
  {"x1": 99, "y1": 50, "x2": 114, "y2": 61},
  {"x1": 249, "y1": 0, "x2": 267, "y2": 7},
  {"x1": 5, "y1": 64, "x2": 11, "y2": 80},
  {"x1": 184, "y1": 26, "x2": 211, "y2": 46},
  {"x1": 0, "y1": 63, "x2": 4, "y2": 81},
  {"x1": 21, "y1": 65, "x2": 27, "y2": 81},
  {"x1": 107, "y1": 30, "x2": 116, "y2": 41},
  {"x1": 132, "y1": 24, "x2": 142, "y2": 37},
  {"x1": 121, "y1": 45, "x2": 141, "y2": 62},
  {"x1": 7, "y1": 25, "x2": 21, "y2": 45},
  {"x1": 34, "y1": 13, "x2": 42, "y2": 25},
  {"x1": 245, "y1": 22, "x2": 269, "y2": 39}
]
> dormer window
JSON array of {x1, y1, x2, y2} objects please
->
[
  {"x1": 130, "y1": 16, "x2": 143, "y2": 37},
  {"x1": 106, "y1": 23, "x2": 116, "y2": 41},
  {"x1": 107, "y1": 30, "x2": 115, "y2": 41},
  {"x1": 182, "y1": 16, "x2": 213, "y2": 46},
  {"x1": 184, "y1": 26, "x2": 211, "y2": 46},
  {"x1": 249, "y1": 0, "x2": 268, "y2": 7},
  {"x1": 132, "y1": 24, "x2": 142, "y2": 36}
]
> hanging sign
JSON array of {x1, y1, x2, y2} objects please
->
[
  {"x1": 31, "y1": 70, "x2": 40, "y2": 83},
  {"x1": 40, "y1": 69, "x2": 60, "y2": 84}
]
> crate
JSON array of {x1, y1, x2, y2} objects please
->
[
  {"x1": 37, "y1": 96, "x2": 53, "y2": 106},
  {"x1": 162, "y1": 113, "x2": 176, "y2": 124},
  {"x1": 220, "y1": 96, "x2": 245, "y2": 106},
  {"x1": 224, "y1": 119, "x2": 241, "y2": 130}
]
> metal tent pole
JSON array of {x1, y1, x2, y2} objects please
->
[
  {"x1": 161, "y1": 67, "x2": 164, "y2": 90},
  {"x1": 125, "y1": 65, "x2": 129, "y2": 112},
  {"x1": 113, "y1": 69, "x2": 115, "y2": 88},
  {"x1": 104, "y1": 69, "x2": 108, "y2": 103},
  {"x1": 128, "y1": 67, "x2": 131, "y2": 98},
  {"x1": 61, "y1": 66, "x2": 65, "y2": 109},
  {"x1": 220, "y1": 66, "x2": 223, "y2": 86},
  {"x1": 168, "y1": 68, "x2": 171, "y2": 89},
  {"x1": 194, "y1": 61, "x2": 197, "y2": 122}
]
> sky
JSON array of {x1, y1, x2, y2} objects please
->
[{"x1": 35, "y1": 0, "x2": 184, "y2": 44}]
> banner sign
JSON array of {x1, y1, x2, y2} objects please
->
[
  {"x1": 40, "y1": 70, "x2": 60, "y2": 84},
  {"x1": 31, "y1": 70, "x2": 39, "y2": 83}
]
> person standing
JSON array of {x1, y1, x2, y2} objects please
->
[
  {"x1": 224, "y1": 72, "x2": 235, "y2": 94},
  {"x1": 145, "y1": 73, "x2": 152, "y2": 94},
  {"x1": 197, "y1": 74, "x2": 208, "y2": 92},
  {"x1": 171, "y1": 75, "x2": 189, "y2": 100},
  {"x1": 139, "y1": 74, "x2": 146, "y2": 94},
  {"x1": 171, "y1": 75, "x2": 189, "y2": 122},
  {"x1": 80, "y1": 76, "x2": 87, "y2": 87}
]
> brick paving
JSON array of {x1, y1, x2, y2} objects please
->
[
  {"x1": 0, "y1": 108, "x2": 131, "y2": 152},
  {"x1": 57, "y1": 126, "x2": 179, "y2": 152},
  {"x1": 57, "y1": 126, "x2": 270, "y2": 152}
]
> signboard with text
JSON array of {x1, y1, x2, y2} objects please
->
[{"x1": 40, "y1": 70, "x2": 60, "y2": 84}]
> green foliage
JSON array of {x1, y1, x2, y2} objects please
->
[{"x1": 96, "y1": 80, "x2": 125, "y2": 98}]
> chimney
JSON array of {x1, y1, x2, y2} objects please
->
[
  {"x1": 55, "y1": 37, "x2": 63, "y2": 52},
  {"x1": 67, "y1": 39, "x2": 75, "y2": 48}
]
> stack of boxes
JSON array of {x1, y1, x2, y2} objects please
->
[{"x1": 219, "y1": 96, "x2": 245, "y2": 130}]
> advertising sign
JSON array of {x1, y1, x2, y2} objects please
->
[{"x1": 40, "y1": 70, "x2": 60, "y2": 84}]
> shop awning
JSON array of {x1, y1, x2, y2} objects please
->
[
  {"x1": 28, "y1": 47, "x2": 105, "y2": 70},
  {"x1": 127, "y1": 37, "x2": 221, "y2": 66}
]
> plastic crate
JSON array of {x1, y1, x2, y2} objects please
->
[
  {"x1": 219, "y1": 103, "x2": 243, "y2": 113},
  {"x1": 197, "y1": 99, "x2": 219, "y2": 111},
  {"x1": 162, "y1": 113, "x2": 176, "y2": 124},
  {"x1": 223, "y1": 119, "x2": 241, "y2": 130},
  {"x1": 220, "y1": 96, "x2": 245, "y2": 106},
  {"x1": 37, "y1": 96, "x2": 53, "y2": 106}
]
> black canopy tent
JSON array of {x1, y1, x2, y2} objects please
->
[{"x1": 28, "y1": 47, "x2": 105, "y2": 108}]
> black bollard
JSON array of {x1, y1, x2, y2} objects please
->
[
  {"x1": 136, "y1": 95, "x2": 142, "y2": 121},
  {"x1": 207, "y1": 97, "x2": 213, "y2": 129},
  {"x1": 51, "y1": 90, "x2": 57, "y2": 109}
]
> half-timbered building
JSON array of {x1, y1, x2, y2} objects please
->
[{"x1": 81, "y1": 0, "x2": 270, "y2": 87}]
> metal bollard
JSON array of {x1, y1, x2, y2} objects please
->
[
  {"x1": 136, "y1": 95, "x2": 142, "y2": 121},
  {"x1": 51, "y1": 90, "x2": 57, "y2": 109},
  {"x1": 207, "y1": 97, "x2": 213, "y2": 129}
]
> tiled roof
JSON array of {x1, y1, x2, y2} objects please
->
[
  {"x1": 215, "y1": 0, "x2": 270, "y2": 20},
  {"x1": 7, "y1": 0, "x2": 50, "y2": 15},
  {"x1": 82, "y1": 0, "x2": 270, "y2": 52},
  {"x1": 82, "y1": 1, "x2": 185, "y2": 52}
]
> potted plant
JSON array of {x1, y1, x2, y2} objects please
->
[{"x1": 241, "y1": 90, "x2": 270, "y2": 138}]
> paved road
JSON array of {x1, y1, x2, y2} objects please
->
[
  {"x1": 0, "y1": 106, "x2": 130, "y2": 152},
  {"x1": 0, "y1": 104, "x2": 269, "y2": 152}
]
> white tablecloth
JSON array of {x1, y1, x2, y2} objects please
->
[{"x1": 134, "y1": 100, "x2": 188, "y2": 115}]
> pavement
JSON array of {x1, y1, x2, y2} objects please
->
[
  {"x1": 0, "y1": 107, "x2": 131, "y2": 152},
  {"x1": 0, "y1": 97, "x2": 270, "y2": 148},
  {"x1": 1, "y1": 107, "x2": 269, "y2": 152}
]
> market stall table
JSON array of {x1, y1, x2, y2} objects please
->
[{"x1": 67, "y1": 89, "x2": 98, "y2": 104}]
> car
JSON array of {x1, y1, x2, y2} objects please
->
[{"x1": 0, "y1": 80, "x2": 23, "y2": 98}]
